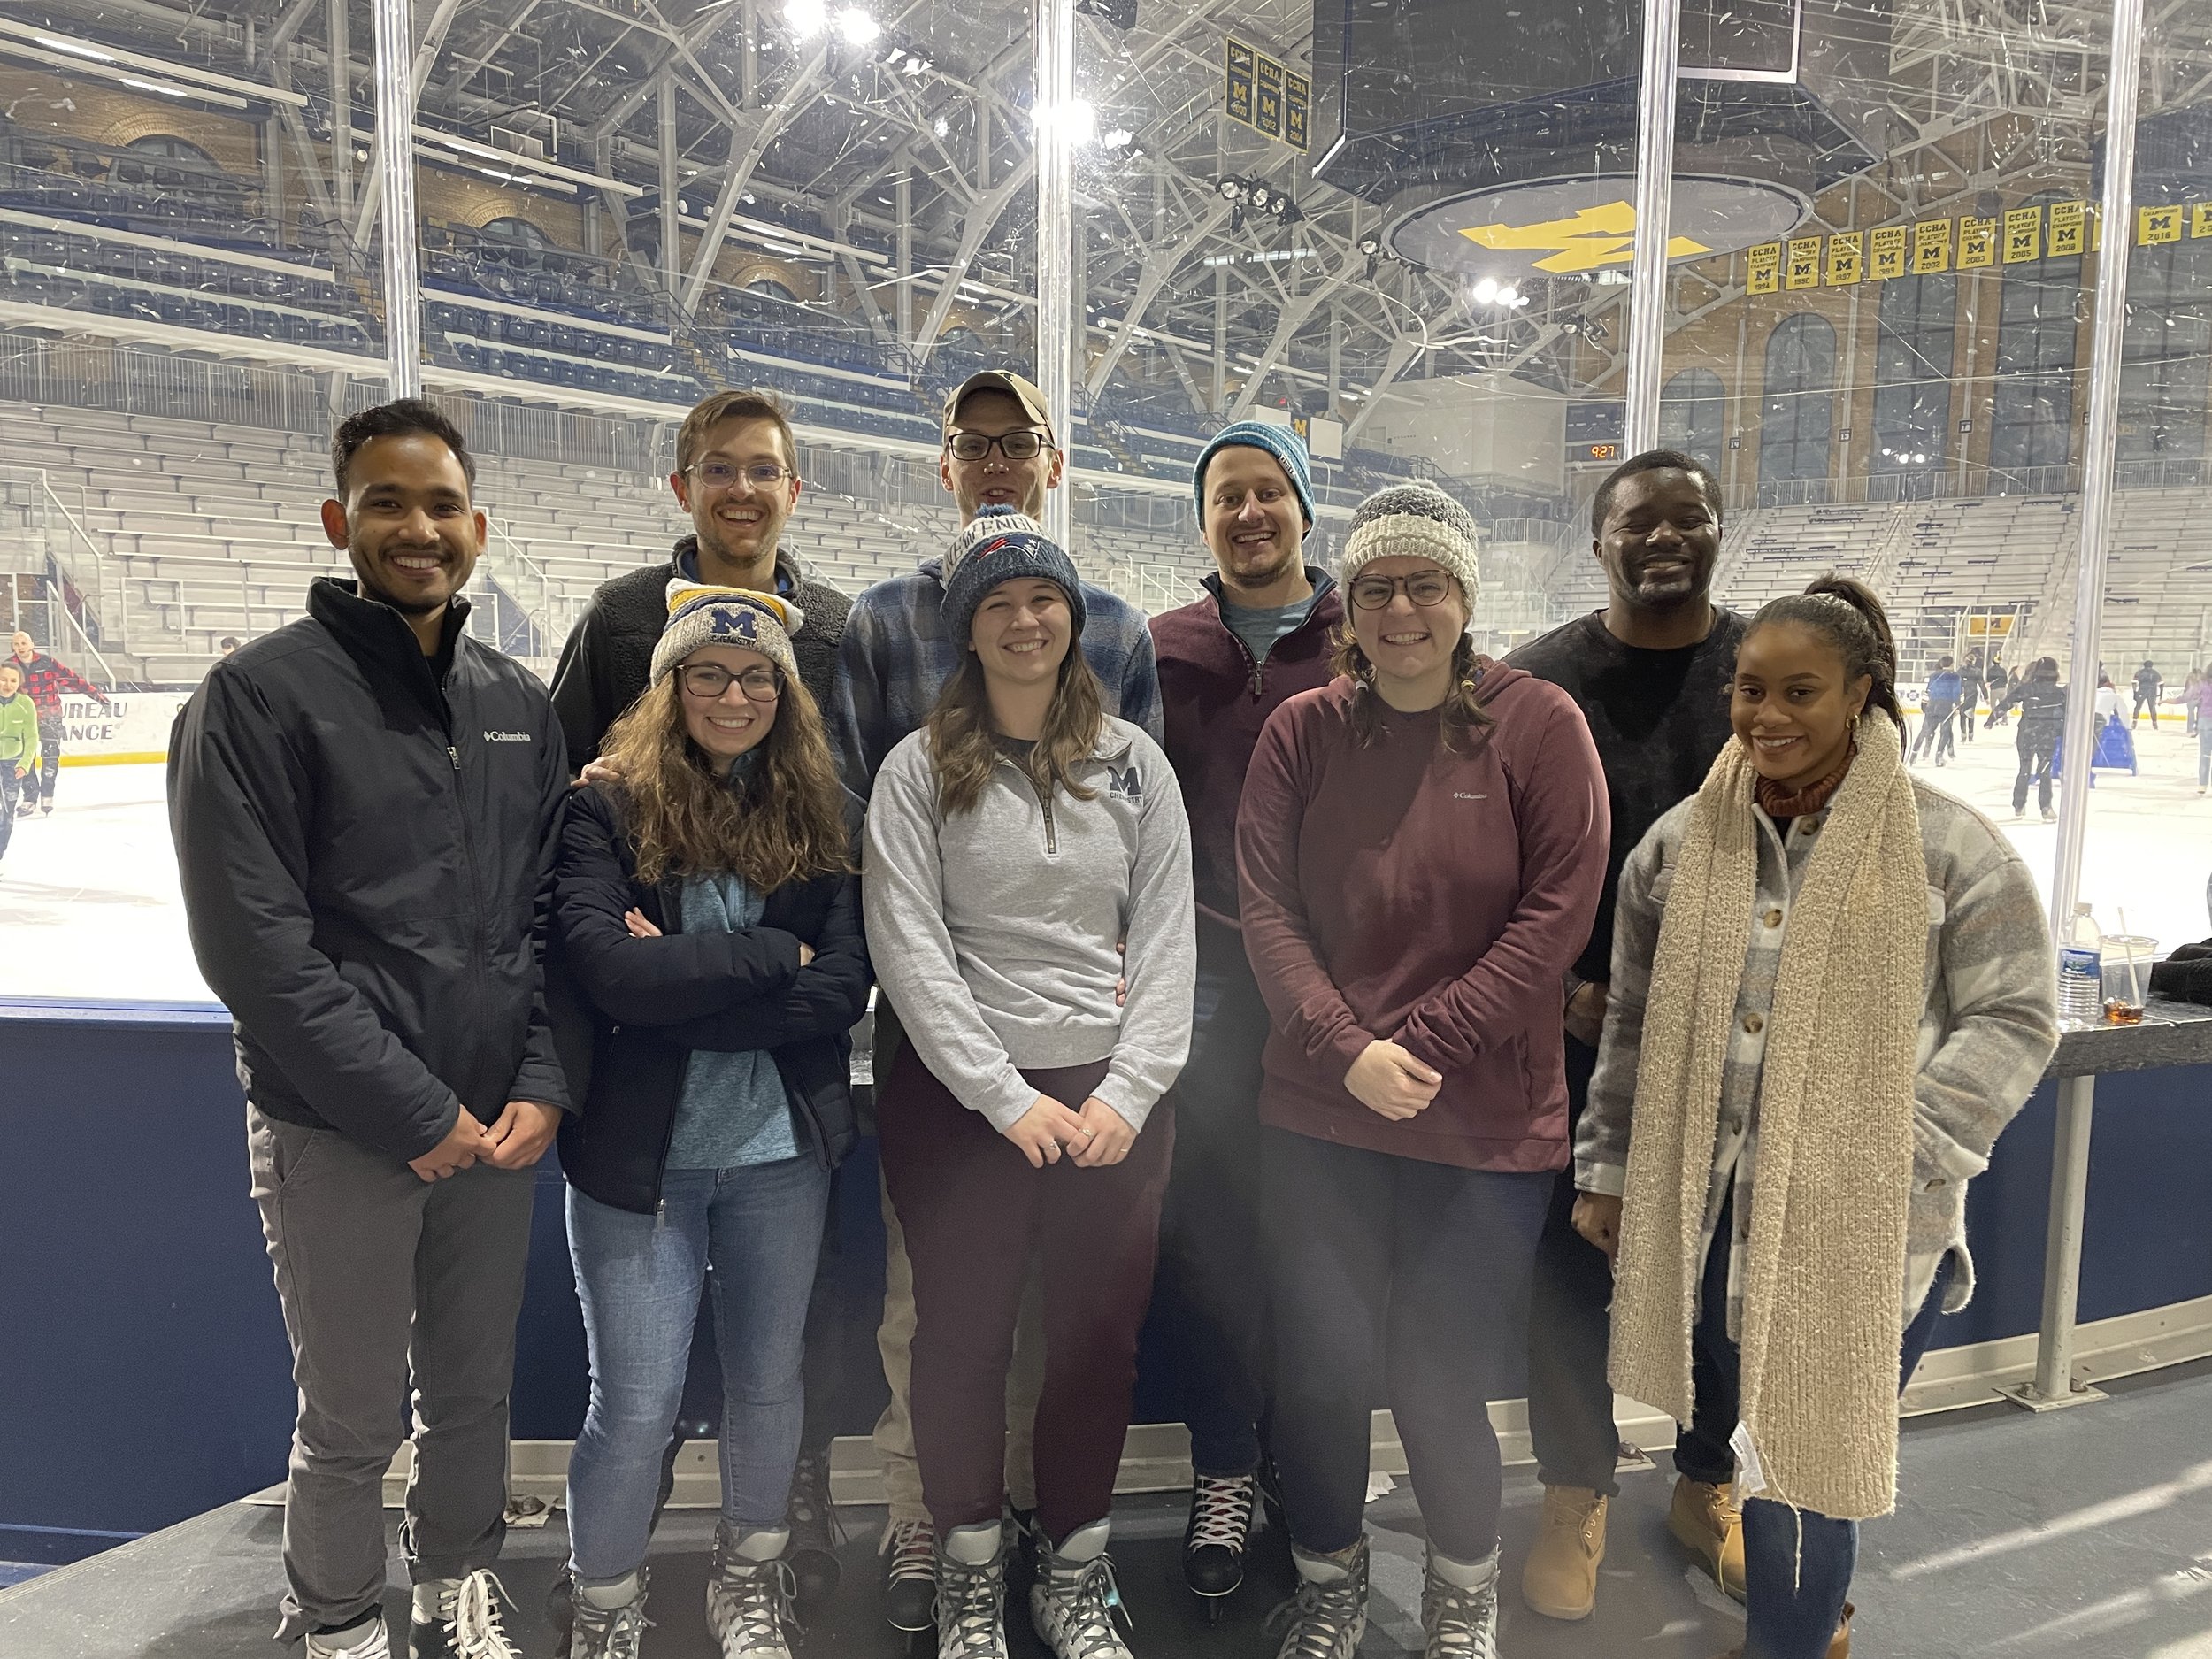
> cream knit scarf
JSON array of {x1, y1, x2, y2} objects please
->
[{"x1": 1608, "y1": 710, "x2": 1924, "y2": 1523}]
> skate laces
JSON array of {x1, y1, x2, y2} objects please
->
[
  {"x1": 933, "y1": 1549, "x2": 1005, "y2": 1657},
  {"x1": 1044, "y1": 1553, "x2": 1133, "y2": 1659},
  {"x1": 446, "y1": 1571, "x2": 522, "y2": 1659},
  {"x1": 1188, "y1": 1473, "x2": 1256, "y2": 1554},
  {"x1": 883, "y1": 1516, "x2": 937, "y2": 1583},
  {"x1": 1265, "y1": 1572, "x2": 1363, "y2": 1659},
  {"x1": 708, "y1": 1556, "x2": 801, "y2": 1655},
  {"x1": 788, "y1": 1452, "x2": 844, "y2": 1547},
  {"x1": 1423, "y1": 1570, "x2": 1499, "y2": 1659},
  {"x1": 571, "y1": 1591, "x2": 653, "y2": 1659}
]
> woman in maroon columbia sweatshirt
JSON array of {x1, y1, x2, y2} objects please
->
[{"x1": 1235, "y1": 482, "x2": 1608, "y2": 1659}]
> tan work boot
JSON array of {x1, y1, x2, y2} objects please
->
[
  {"x1": 1519, "y1": 1486, "x2": 1607, "y2": 1620},
  {"x1": 1715, "y1": 1601, "x2": 1851, "y2": 1658},
  {"x1": 1668, "y1": 1475, "x2": 1746, "y2": 1601}
]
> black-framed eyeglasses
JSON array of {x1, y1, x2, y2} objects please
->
[
  {"x1": 687, "y1": 459, "x2": 796, "y2": 490},
  {"x1": 1348, "y1": 572, "x2": 1459, "y2": 611},
  {"x1": 680, "y1": 664, "x2": 785, "y2": 703},
  {"x1": 945, "y1": 429, "x2": 1053, "y2": 462}
]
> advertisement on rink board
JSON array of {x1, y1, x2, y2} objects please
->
[{"x1": 56, "y1": 690, "x2": 192, "y2": 765}]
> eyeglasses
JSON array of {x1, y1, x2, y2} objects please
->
[
  {"x1": 687, "y1": 459, "x2": 796, "y2": 490},
  {"x1": 945, "y1": 429, "x2": 1053, "y2": 462},
  {"x1": 680, "y1": 664, "x2": 785, "y2": 702},
  {"x1": 1348, "y1": 572, "x2": 1459, "y2": 611}
]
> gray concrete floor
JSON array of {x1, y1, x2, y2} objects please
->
[{"x1": 4, "y1": 1360, "x2": 2209, "y2": 1659}]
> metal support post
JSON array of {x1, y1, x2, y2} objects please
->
[
  {"x1": 2000, "y1": 0, "x2": 2144, "y2": 1416},
  {"x1": 1621, "y1": 0, "x2": 1682, "y2": 455},
  {"x1": 370, "y1": 0, "x2": 421, "y2": 397},
  {"x1": 1032, "y1": 0, "x2": 1077, "y2": 550}
]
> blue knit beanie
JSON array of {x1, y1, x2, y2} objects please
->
[
  {"x1": 940, "y1": 505, "x2": 1088, "y2": 648},
  {"x1": 1193, "y1": 419, "x2": 1316, "y2": 528}
]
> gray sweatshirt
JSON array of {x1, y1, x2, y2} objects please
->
[{"x1": 862, "y1": 715, "x2": 1196, "y2": 1133}]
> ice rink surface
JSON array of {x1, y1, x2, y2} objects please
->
[{"x1": 4, "y1": 713, "x2": 2208, "y2": 1007}]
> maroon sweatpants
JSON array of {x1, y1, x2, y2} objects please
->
[{"x1": 877, "y1": 1043, "x2": 1175, "y2": 1543}]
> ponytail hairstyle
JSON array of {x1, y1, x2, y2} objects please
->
[{"x1": 1747, "y1": 573, "x2": 1906, "y2": 729}]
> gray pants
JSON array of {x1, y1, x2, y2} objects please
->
[{"x1": 248, "y1": 1107, "x2": 537, "y2": 1638}]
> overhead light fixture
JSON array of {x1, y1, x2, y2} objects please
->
[
  {"x1": 785, "y1": 0, "x2": 829, "y2": 38},
  {"x1": 1032, "y1": 97, "x2": 1096, "y2": 143},
  {"x1": 120, "y1": 74, "x2": 191, "y2": 99},
  {"x1": 835, "y1": 7, "x2": 881, "y2": 46},
  {"x1": 1472, "y1": 277, "x2": 1499, "y2": 304},
  {"x1": 933, "y1": 115, "x2": 949, "y2": 138},
  {"x1": 1356, "y1": 234, "x2": 1381, "y2": 257},
  {"x1": 35, "y1": 35, "x2": 116, "y2": 63},
  {"x1": 1217, "y1": 177, "x2": 1245, "y2": 200},
  {"x1": 1102, "y1": 128, "x2": 1133, "y2": 150}
]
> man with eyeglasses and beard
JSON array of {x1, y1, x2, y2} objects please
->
[
  {"x1": 547, "y1": 388, "x2": 856, "y2": 1628},
  {"x1": 551, "y1": 388, "x2": 850, "y2": 764},
  {"x1": 831, "y1": 368, "x2": 1161, "y2": 1637}
]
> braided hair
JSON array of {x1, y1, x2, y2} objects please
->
[{"x1": 1747, "y1": 574, "x2": 1906, "y2": 729}]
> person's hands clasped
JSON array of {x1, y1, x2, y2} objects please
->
[
  {"x1": 1003, "y1": 1094, "x2": 1092, "y2": 1169},
  {"x1": 1069, "y1": 1097, "x2": 1136, "y2": 1167},
  {"x1": 1572, "y1": 1193, "x2": 1623, "y2": 1263},
  {"x1": 1344, "y1": 1040, "x2": 1443, "y2": 1121},
  {"x1": 407, "y1": 1112, "x2": 498, "y2": 1182},
  {"x1": 484, "y1": 1099, "x2": 565, "y2": 1169}
]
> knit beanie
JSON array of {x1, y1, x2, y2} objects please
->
[
  {"x1": 940, "y1": 505, "x2": 1087, "y2": 647},
  {"x1": 1192, "y1": 419, "x2": 1316, "y2": 528},
  {"x1": 649, "y1": 580, "x2": 805, "y2": 686},
  {"x1": 1340, "y1": 481, "x2": 1481, "y2": 603}
]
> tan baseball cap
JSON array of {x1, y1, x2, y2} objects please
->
[{"x1": 941, "y1": 370, "x2": 1054, "y2": 441}]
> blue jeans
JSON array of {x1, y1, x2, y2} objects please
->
[
  {"x1": 565, "y1": 1158, "x2": 830, "y2": 1583},
  {"x1": 2197, "y1": 722, "x2": 2211, "y2": 787},
  {"x1": 1690, "y1": 1194, "x2": 1955, "y2": 1659}
]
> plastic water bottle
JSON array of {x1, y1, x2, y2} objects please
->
[{"x1": 2058, "y1": 903, "x2": 2103, "y2": 1026}]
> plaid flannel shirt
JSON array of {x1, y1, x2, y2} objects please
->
[
  {"x1": 11, "y1": 652, "x2": 109, "y2": 722},
  {"x1": 1578, "y1": 777, "x2": 2059, "y2": 1333},
  {"x1": 829, "y1": 556, "x2": 1163, "y2": 797}
]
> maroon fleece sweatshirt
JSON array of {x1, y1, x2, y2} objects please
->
[
  {"x1": 1149, "y1": 572, "x2": 1343, "y2": 950},
  {"x1": 1235, "y1": 664, "x2": 1609, "y2": 1171}
]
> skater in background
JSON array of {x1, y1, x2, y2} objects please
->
[
  {"x1": 1994, "y1": 657, "x2": 2065, "y2": 821},
  {"x1": 2133, "y1": 660, "x2": 2163, "y2": 729},
  {"x1": 2193, "y1": 672, "x2": 2212, "y2": 792},
  {"x1": 1984, "y1": 657, "x2": 2011, "y2": 728},
  {"x1": 7, "y1": 629, "x2": 111, "y2": 818},
  {"x1": 1957, "y1": 651, "x2": 1985, "y2": 744},
  {"x1": 1910, "y1": 656, "x2": 1960, "y2": 767},
  {"x1": 2185, "y1": 667, "x2": 2202, "y2": 739},
  {"x1": 0, "y1": 660, "x2": 32, "y2": 868}
]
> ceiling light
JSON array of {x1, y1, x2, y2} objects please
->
[
  {"x1": 119, "y1": 74, "x2": 191, "y2": 97},
  {"x1": 36, "y1": 35, "x2": 117, "y2": 62},
  {"x1": 785, "y1": 0, "x2": 828, "y2": 38},
  {"x1": 1033, "y1": 97, "x2": 1095, "y2": 142},
  {"x1": 834, "y1": 7, "x2": 881, "y2": 45},
  {"x1": 1471, "y1": 277, "x2": 1499, "y2": 304},
  {"x1": 933, "y1": 115, "x2": 949, "y2": 138},
  {"x1": 1217, "y1": 177, "x2": 1243, "y2": 199},
  {"x1": 1102, "y1": 128, "x2": 1133, "y2": 149}
]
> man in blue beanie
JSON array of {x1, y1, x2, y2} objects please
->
[{"x1": 1145, "y1": 419, "x2": 1340, "y2": 1614}]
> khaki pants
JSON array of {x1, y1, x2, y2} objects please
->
[{"x1": 870, "y1": 1003, "x2": 1044, "y2": 1525}]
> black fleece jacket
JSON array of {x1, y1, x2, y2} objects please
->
[
  {"x1": 549, "y1": 781, "x2": 868, "y2": 1213},
  {"x1": 167, "y1": 580, "x2": 572, "y2": 1162}
]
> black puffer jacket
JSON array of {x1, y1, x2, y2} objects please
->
[
  {"x1": 550, "y1": 781, "x2": 868, "y2": 1214},
  {"x1": 1996, "y1": 672, "x2": 2069, "y2": 734},
  {"x1": 548, "y1": 541, "x2": 850, "y2": 765},
  {"x1": 167, "y1": 580, "x2": 572, "y2": 1162}
]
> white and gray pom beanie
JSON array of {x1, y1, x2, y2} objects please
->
[
  {"x1": 649, "y1": 580, "x2": 805, "y2": 686},
  {"x1": 1340, "y1": 481, "x2": 1482, "y2": 603}
]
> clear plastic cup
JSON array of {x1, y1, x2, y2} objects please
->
[{"x1": 2101, "y1": 935, "x2": 2156, "y2": 1023}]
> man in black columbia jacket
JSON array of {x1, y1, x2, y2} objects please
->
[{"x1": 169, "y1": 400, "x2": 568, "y2": 1659}]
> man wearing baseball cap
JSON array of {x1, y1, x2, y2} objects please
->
[{"x1": 830, "y1": 370, "x2": 1162, "y2": 1636}]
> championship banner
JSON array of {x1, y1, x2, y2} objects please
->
[
  {"x1": 1747, "y1": 242, "x2": 1781, "y2": 295},
  {"x1": 2140, "y1": 204, "x2": 2182, "y2": 246},
  {"x1": 1225, "y1": 39, "x2": 1256, "y2": 127},
  {"x1": 1959, "y1": 217, "x2": 1995, "y2": 270},
  {"x1": 1786, "y1": 235, "x2": 1822, "y2": 289},
  {"x1": 1910, "y1": 217, "x2": 1951, "y2": 274},
  {"x1": 2003, "y1": 205, "x2": 2042, "y2": 263},
  {"x1": 1869, "y1": 225, "x2": 1907, "y2": 280},
  {"x1": 1283, "y1": 69, "x2": 1310, "y2": 151},
  {"x1": 1255, "y1": 55, "x2": 1284, "y2": 139},
  {"x1": 2048, "y1": 201, "x2": 2087, "y2": 257},
  {"x1": 2194, "y1": 203, "x2": 2212, "y2": 239},
  {"x1": 1826, "y1": 229, "x2": 1863, "y2": 285}
]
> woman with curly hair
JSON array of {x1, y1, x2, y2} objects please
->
[{"x1": 552, "y1": 583, "x2": 869, "y2": 1659}]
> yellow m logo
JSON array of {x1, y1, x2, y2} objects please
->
[{"x1": 1459, "y1": 200, "x2": 1713, "y2": 273}]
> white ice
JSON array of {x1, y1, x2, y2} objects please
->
[{"x1": 3, "y1": 731, "x2": 2208, "y2": 1008}]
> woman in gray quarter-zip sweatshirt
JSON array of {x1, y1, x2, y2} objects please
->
[{"x1": 861, "y1": 513, "x2": 1194, "y2": 1659}]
